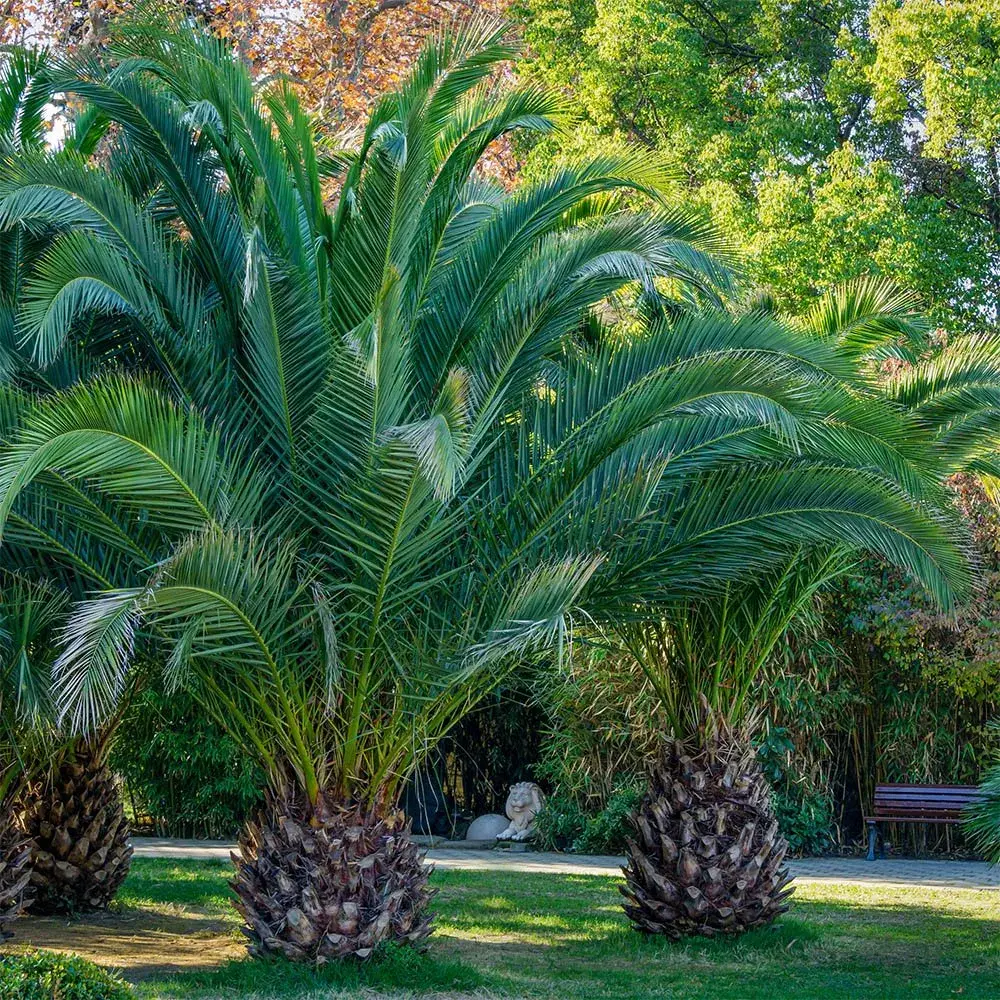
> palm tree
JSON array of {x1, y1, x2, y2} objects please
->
[
  {"x1": 616, "y1": 280, "x2": 975, "y2": 940},
  {"x1": 800, "y1": 282, "x2": 1000, "y2": 862},
  {"x1": 966, "y1": 740, "x2": 1000, "y2": 861},
  {"x1": 618, "y1": 553, "x2": 849, "y2": 938},
  {"x1": 876, "y1": 310, "x2": 1000, "y2": 861},
  {"x1": 0, "y1": 45, "x2": 134, "y2": 918},
  {"x1": 0, "y1": 15, "x2": 967, "y2": 961},
  {"x1": 0, "y1": 575, "x2": 61, "y2": 938}
]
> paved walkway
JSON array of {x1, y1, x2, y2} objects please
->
[{"x1": 131, "y1": 838, "x2": 1000, "y2": 889}]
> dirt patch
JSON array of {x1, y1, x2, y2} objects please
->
[{"x1": 8, "y1": 907, "x2": 244, "y2": 981}]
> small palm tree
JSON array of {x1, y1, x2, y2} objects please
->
[
  {"x1": 0, "y1": 45, "x2": 134, "y2": 918},
  {"x1": 0, "y1": 16, "x2": 967, "y2": 962},
  {"x1": 618, "y1": 553, "x2": 849, "y2": 938},
  {"x1": 616, "y1": 280, "x2": 976, "y2": 941},
  {"x1": 0, "y1": 575, "x2": 60, "y2": 938},
  {"x1": 966, "y1": 742, "x2": 1000, "y2": 862}
]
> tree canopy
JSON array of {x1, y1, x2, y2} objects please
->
[{"x1": 516, "y1": 0, "x2": 1000, "y2": 331}]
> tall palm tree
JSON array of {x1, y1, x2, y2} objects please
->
[{"x1": 0, "y1": 15, "x2": 967, "y2": 962}]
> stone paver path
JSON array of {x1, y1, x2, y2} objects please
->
[
  {"x1": 131, "y1": 838, "x2": 999, "y2": 888},
  {"x1": 134, "y1": 838, "x2": 235, "y2": 861}
]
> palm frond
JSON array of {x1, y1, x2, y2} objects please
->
[{"x1": 798, "y1": 275, "x2": 930, "y2": 365}]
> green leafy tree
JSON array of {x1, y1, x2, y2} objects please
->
[
  {"x1": 0, "y1": 14, "x2": 970, "y2": 962},
  {"x1": 515, "y1": 0, "x2": 998, "y2": 331}
]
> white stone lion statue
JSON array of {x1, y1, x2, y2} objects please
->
[{"x1": 496, "y1": 782, "x2": 545, "y2": 841}]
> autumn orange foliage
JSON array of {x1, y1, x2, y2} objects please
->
[{"x1": 1, "y1": 1, "x2": 508, "y2": 126}]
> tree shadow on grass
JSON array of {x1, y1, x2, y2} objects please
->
[
  {"x1": 11, "y1": 908, "x2": 243, "y2": 982},
  {"x1": 14, "y1": 909, "x2": 494, "y2": 997}
]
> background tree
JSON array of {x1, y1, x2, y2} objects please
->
[
  {"x1": 514, "y1": 0, "x2": 998, "y2": 332},
  {"x1": 1, "y1": 0, "x2": 507, "y2": 127}
]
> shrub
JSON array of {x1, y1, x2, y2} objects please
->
[
  {"x1": 756, "y1": 726, "x2": 835, "y2": 856},
  {"x1": 0, "y1": 951, "x2": 135, "y2": 1000},
  {"x1": 111, "y1": 689, "x2": 263, "y2": 839},
  {"x1": 535, "y1": 649, "x2": 662, "y2": 812},
  {"x1": 532, "y1": 649, "x2": 658, "y2": 853},
  {"x1": 535, "y1": 782, "x2": 643, "y2": 854}
]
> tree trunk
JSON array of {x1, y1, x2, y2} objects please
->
[
  {"x1": 0, "y1": 803, "x2": 32, "y2": 939},
  {"x1": 232, "y1": 786, "x2": 433, "y2": 963},
  {"x1": 621, "y1": 725, "x2": 793, "y2": 939},
  {"x1": 20, "y1": 743, "x2": 132, "y2": 914}
]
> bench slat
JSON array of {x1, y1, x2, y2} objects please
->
[
  {"x1": 875, "y1": 792, "x2": 975, "y2": 799},
  {"x1": 873, "y1": 807, "x2": 971, "y2": 815},
  {"x1": 873, "y1": 785, "x2": 978, "y2": 795},
  {"x1": 868, "y1": 783, "x2": 981, "y2": 826},
  {"x1": 875, "y1": 782, "x2": 976, "y2": 787},
  {"x1": 865, "y1": 816, "x2": 963, "y2": 825},
  {"x1": 875, "y1": 801, "x2": 976, "y2": 809},
  {"x1": 876, "y1": 789, "x2": 978, "y2": 796},
  {"x1": 876, "y1": 783, "x2": 979, "y2": 789}
]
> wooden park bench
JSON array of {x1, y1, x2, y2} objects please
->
[{"x1": 865, "y1": 783, "x2": 981, "y2": 860}]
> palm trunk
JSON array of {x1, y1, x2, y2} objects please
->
[
  {"x1": 232, "y1": 786, "x2": 433, "y2": 962},
  {"x1": 20, "y1": 742, "x2": 133, "y2": 914},
  {"x1": 621, "y1": 724, "x2": 793, "y2": 939},
  {"x1": 0, "y1": 802, "x2": 32, "y2": 939}
]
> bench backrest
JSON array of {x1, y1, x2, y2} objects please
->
[{"x1": 872, "y1": 783, "x2": 981, "y2": 822}]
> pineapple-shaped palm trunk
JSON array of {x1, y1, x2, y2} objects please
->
[
  {"x1": 20, "y1": 740, "x2": 133, "y2": 914},
  {"x1": 622, "y1": 723, "x2": 793, "y2": 938},
  {"x1": 232, "y1": 785, "x2": 434, "y2": 963},
  {"x1": 0, "y1": 803, "x2": 32, "y2": 939}
]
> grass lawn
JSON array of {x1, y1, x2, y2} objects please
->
[{"x1": 10, "y1": 858, "x2": 1000, "y2": 999}]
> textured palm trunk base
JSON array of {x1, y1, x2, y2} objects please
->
[
  {"x1": 622, "y1": 730, "x2": 793, "y2": 939},
  {"x1": 232, "y1": 789, "x2": 434, "y2": 963},
  {"x1": 0, "y1": 807, "x2": 32, "y2": 939},
  {"x1": 20, "y1": 747, "x2": 133, "y2": 914}
]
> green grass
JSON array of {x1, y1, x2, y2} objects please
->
[{"x1": 50, "y1": 859, "x2": 1000, "y2": 998}]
